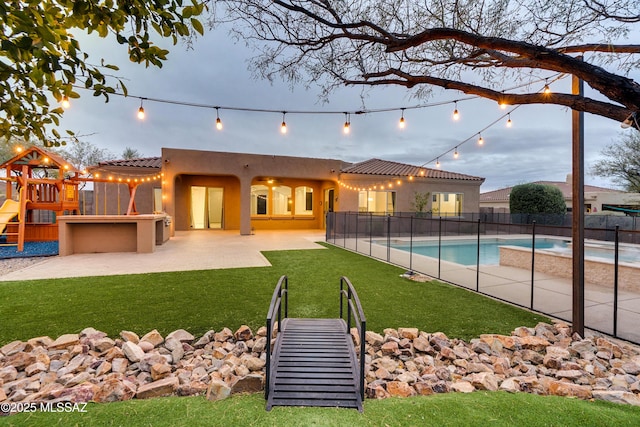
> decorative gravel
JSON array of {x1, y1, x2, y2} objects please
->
[{"x1": 0, "y1": 241, "x2": 58, "y2": 259}]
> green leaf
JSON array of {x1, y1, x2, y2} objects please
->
[{"x1": 191, "y1": 18, "x2": 204, "y2": 36}]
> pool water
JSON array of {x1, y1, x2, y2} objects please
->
[{"x1": 390, "y1": 238, "x2": 566, "y2": 266}]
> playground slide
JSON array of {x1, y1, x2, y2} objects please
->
[{"x1": 0, "y1": 199, "x2": 20, "y2": 234}]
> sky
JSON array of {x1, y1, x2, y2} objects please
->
[{"x1": 57, "y1": 25, "x2": 639, "y2": 192}]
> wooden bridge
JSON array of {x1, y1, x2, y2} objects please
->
[{"x1": 265, "y1": 276, "x2": 366, "y2": 412}]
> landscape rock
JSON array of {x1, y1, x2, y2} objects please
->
[
  {"x1": 206, "y1": 379, "x2": 231, "y2": 401},
  {"x1": 122, "y1": 342, "x2": 146, "y2": 363},
  {"x1": 140, "y1": 330, "x2": 164, "y2": 348},
  {"x1": 166, "y1": 329, "x2": 194, "y2": 343},
  {"x1": 49, "y1": 334, "x2": 80, "y2": 350},
  {"x1": 0, "y1": 321, "x2": 639, "y2": 409},
  {"x1": 136, "y1": 377, "x2": 179, "y2": 399}
]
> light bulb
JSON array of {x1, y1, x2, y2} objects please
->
[
  {"x1": 452, "y1": 103, "x2": 460, "y2": 121},
  {"x1": 280, "y1": 121, "x2": 287, "y2": 134},
  {"x1": 544, "y1": 84, "x2": 551, "y2": 94},
  {"x1": 454, "y1": 148, "x2": 459, "y2": 159},
  {"x1": 399, "y1": 116, "x2": 406, "y2": 129},
  {"x1": 343, "y1": 121, "x2": 350, "y2": 134},
  {"x1": 478, "y1": 135, "x2": 484, "y2": 145},
  {"x1": 506, "y1": 115, "x2": 513, "y2": 127},
  {"x1": 216, "y1": 117, "x2": 223, "y2": 130},
  {"x1": 436, "y1": 159, "x2": 440, "y2": 168},
  {"x1": 61, "y1": 95, "x2": 70, "y2": 109},
  {"x1": 137, "y1": 106, "x2": 145, "y2": 120},
  {"x1": 499, "y1": 102, "x2": 507, "y2": 110}
]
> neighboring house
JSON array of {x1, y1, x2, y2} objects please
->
[
  {"x1": 90, "y1": 148, "x2": 485, "y2": 235},
  {"x1": 480, "y1": 175, "x2": 640, "y2": 214}
]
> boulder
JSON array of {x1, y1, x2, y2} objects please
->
[
  {"x1": 94, "y1": 378, "x2": 136, "y2": 403},
  {"x1": 230, "y1": 374, "x2": 263, "y2": 394},
  {"x1": 49, "y1": 334, "x2": 80, "y2": 350},
  {"x1": 166, "y1": 329, "x2": 194, "y2": 343},
  {"x1": 0, "y1": 340, "x2": 26, "y2": 356},
  {"x1": 122, "y1": 341, "x2": 146, "y2": 363},
  {"x1": 136, "y1": 376, "x2": 179, "y2": 399},
  {"x1": 206, "y1": 379, "x2": 231, "y2": 401},
  {"x1": 140, "y1": 329, "x2": 164, "y2": 348},
  {"x1": 120, "y1": 331, "x2": 140, "y2": 344},
  {"x1": 386, "y1": 381, "x2": 416, "y2": 397}
]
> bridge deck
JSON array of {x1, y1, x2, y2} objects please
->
[{"x1": 266, "y1": 318, "x2": 362, "y2": 411}]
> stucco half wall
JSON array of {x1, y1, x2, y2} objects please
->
[{"x1": 162, "y1": 148, "x2": 346, "y2": 235}]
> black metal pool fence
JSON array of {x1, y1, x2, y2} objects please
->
[{"x1": 325, "y1": 212, "x2": 640, "y2": 345}]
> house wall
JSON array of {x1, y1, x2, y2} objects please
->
[
  {"x1": 162, "y1": 148, "x2": 345, "y2": 235},
  {"x1": 338, "y1": 175, "x2": 482, "y2": 214},
  {"x1": 173, "y1": 174, "x2": 241, "y2": 230},
  {"x1": 92, "y1": 165, "x2": 160, "y2": 215}
]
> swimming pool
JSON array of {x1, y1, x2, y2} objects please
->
[{"x1": 388, "y1": 238, "x2": 567, "y2": 266}]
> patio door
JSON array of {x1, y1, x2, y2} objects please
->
[{"x1": 190, "y1": 186, "x2": 224, "y2": 229}]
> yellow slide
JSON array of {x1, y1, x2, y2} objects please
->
[{"x1": 0, "y1": 199, "x2": 20, "y2": 234}]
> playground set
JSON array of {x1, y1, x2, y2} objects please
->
[{"x1": 0, "y1": 146, "x2": 149, "y2": 253}]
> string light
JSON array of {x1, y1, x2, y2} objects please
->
[
  {"x1": 452, "y1": 102, "x2": 460, "y2": 121},
  {"x1": 280, "y1": 112, "x2": 287, "y2": 134},
  {"x1": 543, "y1": 79, "x2": 551, "y2": 94},
  {"x1": 343, "y1": 113, "x2": 351, "y2": 134},
  {"x1": 399, "y1": 109, "x2": 406, "y2": 129},
  {"x1": 506, "y1": 113, "x2": 513, "y2": 127},
  {"x1": 215, "y1": 107, "x2": 223, "y2": 130},
  {"x1": 137, "y1": 99, "x2": 145, "y2": 120},
  {"x1": 61, "y1": 95, "x2": 70, "y2": 109},
  {"x1": 478, "y1": 134, "x2": 484, "y2": 145},
  {"x1": 453, "y1": 147, "x2": 459, "y2": 159},
  {"x1": 436, "y1": 158, "x2": 440, "y2": 168}
]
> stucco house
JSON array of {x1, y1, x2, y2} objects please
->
[
  {"x1": 480, "y1": 175, "x2": 640, "y2": 214},
  {"x1": 91, "y1": 148, "x2": 485, "y2": 236}
]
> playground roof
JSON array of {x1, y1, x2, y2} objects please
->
[
  {"x1": 0, "y1": 146, "x2": 78, "y2": 173},
  {"x1": 94, "y1": 157, "x2": 162, "y2": 169}
]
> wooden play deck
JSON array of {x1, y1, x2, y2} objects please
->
[{"x1": 265, "y1": 276, "x2": 366, "y2": 412}]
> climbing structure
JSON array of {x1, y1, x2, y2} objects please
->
[{"x1": 0, "y1": 146, "x2": 80, "y2": 251}]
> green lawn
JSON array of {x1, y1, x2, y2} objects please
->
[
  {"x1": 4, "y1": 392, "x2": 640, "y2": 427},
  {"x1": 0, "y1": 244, "x2": 547, "y2": 344},
  {"x1": 2, "y1": 243, "x2": 639, "y2": 426}
]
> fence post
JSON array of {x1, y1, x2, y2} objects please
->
[
  {"x1": 369, "y1": 213, "x2": 373, "y2": 256},
  {"x1": 531, "y1": 220, "x2": 536, "y2": 310},
  {"x1": 343, "y1": 212, "x2": 347, "y2": 248},
  {"x1": 409, "y1": 216, "x2": 414, "y2": 272},
  {"x1": 386, "y1": 215, "x2": 391, "y2": 262},
  {"x1": 438, "y1": 216, "x2": 442, "y2": 279},
  {"x1": 476, "y1": 218, "x2": 481, "y2": 292},
  {"x1": 614, "y1": 225, "x2": 619, "y2": 337},
  {"x1": 355, "y1": 211, "x2": 359, "y2": 253}
]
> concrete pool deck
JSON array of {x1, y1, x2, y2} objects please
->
[{"x1": 337, "y1": 235, "x2": 640, "y2": 344}]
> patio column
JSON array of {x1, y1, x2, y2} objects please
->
[{"x1": 239, "y1": 177, "x2": 252, "y2": 235}]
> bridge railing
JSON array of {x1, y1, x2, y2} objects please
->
[
  {"x1": 265, "y1": 275, "x2": 288, "y2": 400},
  {"x1": 339, "y1": 276, "x2": 367, "y2": 401}
]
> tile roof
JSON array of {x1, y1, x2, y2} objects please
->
[
  {"x1": 341, "y1": 158, "x2": 484, "y2": 182},
  {"x1": 97, "y1": 157, "x2": 162, "y2": 169},
  {"x1": 480, "y1": 181, "x2": 622, "y2": 202}
]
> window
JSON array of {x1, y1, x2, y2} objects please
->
[
  {"x1": 357, "y1": 190, "x2": 395, "y2": 214},
  {"x1": 272, "y1": 186, "x2": 292, "y2": 215},
  {"x1": 251, "y1": 185, "x2": 269, "y2": 215},
  {"x1": 153, "y1": 188, "x2": 163, "y2": 213},
  {"x1": 294, "y1": 186, "x2": 313, "y2": 215},
  {"x1": 432, "y1": 192, "x2": 463, "y2": 216}
]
